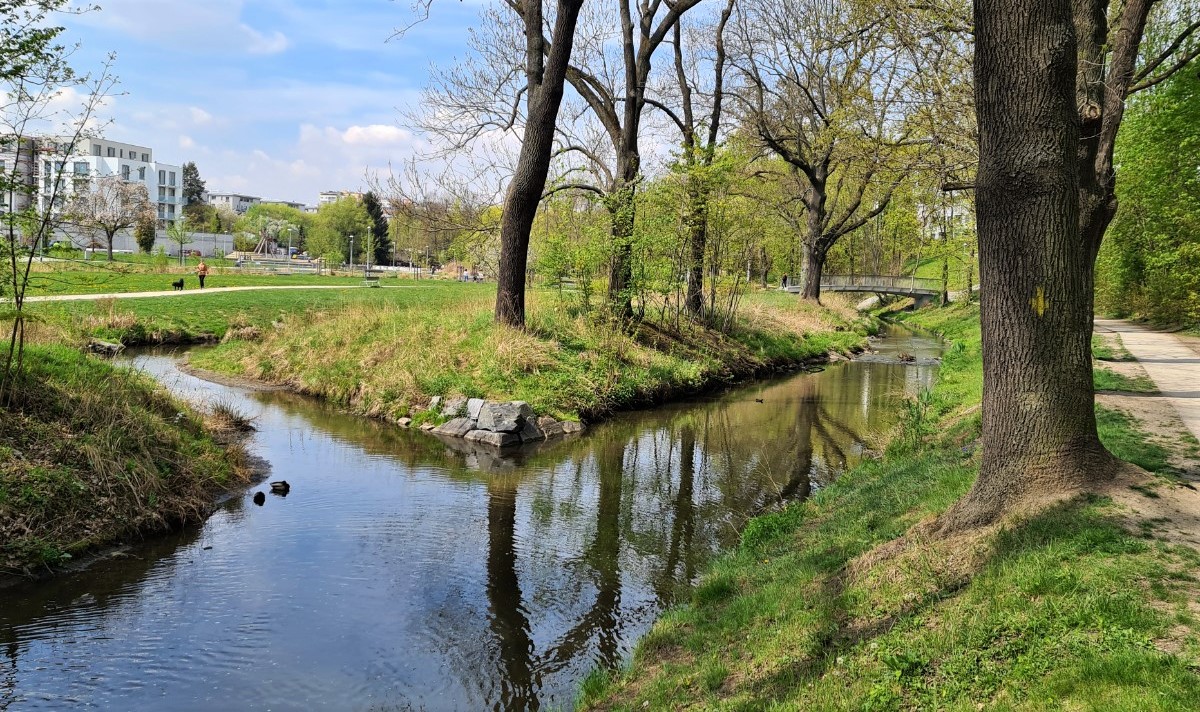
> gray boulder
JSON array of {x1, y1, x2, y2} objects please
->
[
  {"x1": 539, "y1": 418, "x2": 565, "y2": 438},
  {"x1": 478, "y1": 401, "x2": 534, "y2": 433},
  {"x1": 427, "y1": 396, "x2": 443, "y2": 411},
  {"x1": 465, "y1": 429, "x2": 520, "y2": 448},
  {"x1": 397, "y1": 417, "x2": 413, "y2": 428},
  {"x1": 433, "y1": 417, "x2": 477, "y2": 438},
  {"x1": 518, "y1": 419, "x2": 546, "y2": 443},
  {"x1": 467, "y1": 398, "x2": 486, "y2": 419},
  {"x1": 561, "y1": 421, "x2": 585, "y2": 434},
  {"x1": 441, "y1": 397, "x2": 467, "y2": 417}
]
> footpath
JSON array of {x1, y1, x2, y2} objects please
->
[
  {"x1": 18, "y1": 284, "x2": 390, "y2": 303},
  {"x1": 1096, "y1": 319, "x2": 1200, "y2": 442}
]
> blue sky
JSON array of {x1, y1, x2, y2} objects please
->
[{"x1": 59, "y1": 0, "x2": 485, "y2": 204}]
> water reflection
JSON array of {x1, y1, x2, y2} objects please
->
[{"x1": 0, "y1": 328, "x2": 938, "y2": 711}]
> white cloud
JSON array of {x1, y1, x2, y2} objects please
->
[
  {"x1": 341, "y1": 124, "x2": 414, "y2": 146},
  {"x1": 70, "y1": 0, "x2": 289, "y2": 56},
  {"x1": 189, "y1": 107, "x2": 213, "y2": 125},
  {"x1": 179, "y1": 135, "x2": 195, "y2": 149}
]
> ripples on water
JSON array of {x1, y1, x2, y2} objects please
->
[{"x1": 0, "y1": 327, "x2": 940, "y2": 711}]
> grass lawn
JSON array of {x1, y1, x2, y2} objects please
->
[
  {"x1": 580, "y1": 302, "x2": 1200, "y2": 711},
  {"x1": 20, "y1": 264, "x2": 381, "y2": 296},
  {"x1": 26, "y1": 281, "x2": 470, "y2": 343}
]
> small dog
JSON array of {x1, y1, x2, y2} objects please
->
[{"x1": 171, "y1": 278, "x2": 184, "y2": 291}]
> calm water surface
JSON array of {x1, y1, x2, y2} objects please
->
[{"x1": 0, "y1": 327, "x2": 939, "y2": 711}]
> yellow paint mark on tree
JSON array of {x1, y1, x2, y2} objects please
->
[{"x1": 1031, "y1": 286, "x2": 1047, "y2": 317}]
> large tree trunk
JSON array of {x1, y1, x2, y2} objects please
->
[
  {"x1": 800, "y1": 240, "x2": 824, "y2": 302},
  {"x1": 939, "y1": 0, "x2": 1116, "y2": 531},
  {"x1": 494, "y1": 0, "x2": 586, "y2": 328},
  {"x1": 606, "y1": 179, "x2": 636, "y2": 320}
]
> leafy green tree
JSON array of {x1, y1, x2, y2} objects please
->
[
  {"x1": 180, "y1": 162, "x2": 206, "y2": 220},
  {"x1": 362, "y1": 192, "x2": 392, "y2": 266},
  {"x1": 308, "y1": 197, "x2": 371, "y2": 265},
  {"x1": 167, "y1": 218, "x2": 193, "y2": 265},
  {"x1": 134, "y1": 211, "x2": 156, "y2": 254},
  {"x1": 1097, "y1": 69, "x2": 1200, "y2": 323}
]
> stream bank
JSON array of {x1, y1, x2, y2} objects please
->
[{"x1": 0, "y1": 325, "x2": 938, "y2": 711}]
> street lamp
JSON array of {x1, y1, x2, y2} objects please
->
[{"x1": 349, "y1": 235, "x2": 355, "y2": 270}]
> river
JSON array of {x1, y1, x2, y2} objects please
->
[{"x1": 0, "y1": 327, "x2": 940, "y2": 711}]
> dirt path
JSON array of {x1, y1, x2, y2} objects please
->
[
  {"x1": 1096, "y1": 320, "x2": 1200, "y2": 549},
  {"x1": 18, "y1": 284, "x2": 408, "y2": 303},
  {"x1": 1096, "y1": 320, "x2": 1200, "y2": 443}
]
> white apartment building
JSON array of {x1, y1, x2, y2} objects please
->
[
  {"x1": 9, "y1": 137, "x2": 185, "y2": 226},
  {"x1": 208, "y1": 192, "x2": 260, "y2": 215},
  {"x1": 318, "y1": 190, "x2": 362, "y2": 206},
  {"x1": 0, "y1": 136, "x2": 37, "y2": 214}
]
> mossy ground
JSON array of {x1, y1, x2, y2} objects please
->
[{"x1": 580, "y1": 302, "x2": 1200, "y2": 711}]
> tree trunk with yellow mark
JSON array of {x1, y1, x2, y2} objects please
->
[{"x1": 937, "y1": 0, "x2": 1117, "y2": 531}]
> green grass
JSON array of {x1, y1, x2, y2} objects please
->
[
  {"x1": 581, "y1": 303, "x2": 1200, "y2": 711},
  {"x1": 1094, "y1": 367, "x2": 1158, "y2": 394},
  {"x1": 20, "y1": 266, "x2": 372, "y2": 296},
  {"x1": 26, "y1": 283, "x2": 455, "y2": 344},
  {"x1": 186, "y1": 288, "x2": 873, "y2": 422},
  {"x1": 0, "y1": 344, "x2": 250, "y2": 573},
  {"x1": 1093, "y1": 334, "x2": 1136, "y2": 362}
]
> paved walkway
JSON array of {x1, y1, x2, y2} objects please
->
[
  {"x1": 1096, "y1": 319, "x2": 1200, "y2": 442},
  {"x1": 18, "y1": 284, "x2": 398, "y2": 303}
]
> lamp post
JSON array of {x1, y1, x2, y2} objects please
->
[{"x1": 349, "y1": 235, "x2": 355, "y2": 270}]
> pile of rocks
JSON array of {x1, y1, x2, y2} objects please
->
[{"x1": 420, "y1": 397, "x2": 584, "y2": 448}]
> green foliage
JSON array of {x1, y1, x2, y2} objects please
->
[
  {"x1": 1098, "y1": 69, "x2": 1200, "y2": 324},
  {"x1": 134, "y1": 211, "x2": 156, "y2": 254},
  {"x1": 308, "y1": 197, "x2": 371, "y2": 264},
  {"x1": 181, "y1": 161, "x2": 206, "y2": 207},
  {"x1": 362, "y1": 191, "x2": 392, "y2": 265}
]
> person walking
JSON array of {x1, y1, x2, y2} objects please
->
[{"x1": 196, "y1": 259, "x2": 209, "y2": 289}]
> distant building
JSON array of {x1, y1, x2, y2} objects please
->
[
  {"x1": 318, "y1": 190, "x2": 363, "y2": 206},
  {"x1": 209, "y1": 192, "x2": 260, "y2": 215},
  {"x1": 1, "y1": 136, "x2": 184, "y2": 226},
  {"x1": 261, "y1": 199, "x2": 308, "y2": 211}
]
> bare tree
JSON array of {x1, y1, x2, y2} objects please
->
[
  {"x1": 729, "y1": 0, "x2": 917, "y2": 302},
  {"x1": 494, "y1": 0, "x2": 587, "y2": 327},
  {"x1": 69, "y1": 175, "x2": 153, "y2": 261}
]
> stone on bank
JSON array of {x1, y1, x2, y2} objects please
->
[{"x1": 427, "y1": 399, "x2": 583, "y2": 449}]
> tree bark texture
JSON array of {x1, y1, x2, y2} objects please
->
[
  {"x1": 941, "y1": 0, "x2": 1116, "y2": 531},
  {"x1": 495, "y1": 0, "x2": 587, "y2": 328}
]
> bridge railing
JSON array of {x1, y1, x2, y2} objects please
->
[{"x1": 820, "y1": 274, "x2": 941, "y2": 293}]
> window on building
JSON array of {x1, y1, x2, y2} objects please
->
[
  {"x1": 119, "y1": 149, "x2": 124, "y2": 158},
  {"x1": 141, "y1": 153, "x2": 149, "y2": 162},
  {"x1": 169, "y1": 171, "x2": 176, "y2": 186},
  {"x1": 121, "y1": 165, "x2": 130, "y2": 180},
  {"x1": 158, "y1": 169, "x2": 165, "y2": 183},
  {"x1": 74, "y1": 162, "x2": 88, "y2": 175},
  {"x1": 138, "y1": 167, "x2": 145, "y2": 180},
  {"x1": 107, "y1": 147, "x2": 115, "y2": 157},
  {"x1": 92, "y1": 145, "x2": 101, "y2": 157}
]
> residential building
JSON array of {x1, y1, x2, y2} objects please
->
[
  {"x1": 318, "y1": 190, "x2": 362, "y2": 206},
  {"x1": 261, "y1": 199, "x2": 307, "y2": 211},
  {"x1": 6, "y1": 136, "x2": 185, "y2": 226},
  {"x1": 0, "y1": 136, "x2": 37, "y2": 214},
  {"x1": 208, "y1": 192, "x2": 260, "y2": 215}
]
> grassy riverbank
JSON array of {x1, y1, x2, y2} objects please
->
[
  {"x1": 186, "y1": 288, "x2": 875, "y2": 422},
  {"x1": 580, "y1": 302, "x2": 1200, "y2": 710},
  {"x1": 0, "y1": 344, "x2": 252, "y2": 575}
]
